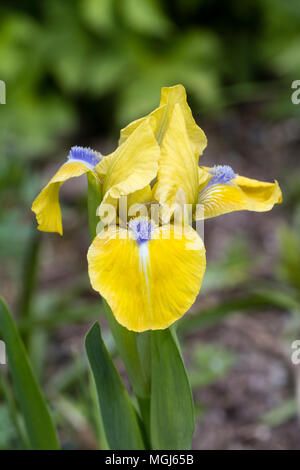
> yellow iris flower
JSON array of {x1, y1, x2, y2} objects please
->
[{"x1": 32, "y1": 84, "x2": 282, "y2": 333}]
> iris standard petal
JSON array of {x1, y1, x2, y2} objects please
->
[
  {"x1": 154, "y1": 103, "x2": 199, "y2": 222},
  {"x1": 195, "y1": 166, "x2": 282, "y2": 219},
  {"x1": 159, "y1": 85, "x2": 207, "y2": 155},
  {"x1": 119, "y1": 105, "x2": 165, "y2": 146},
  {"x1": 119, "y1": 84, "x2": 207, "y2": 157},
  {"x1": 32, "y1": 161, "x2": 99, "y2": 235},
  {"x1": 116, "y1": 186, "x2": 154, "y2": 225},
  {"x1": 87, "y1": 223, "x2": 206, "y2": 332},
  {"x1": 95, "y1": 119, "x2": 160, "y2": 224}
]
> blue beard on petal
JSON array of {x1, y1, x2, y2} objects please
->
[
  {"x1": 129, "y1": 217, "x2": 154, "y2": 245},
  {"x1": 207, "y1": 165, "x2": 236, "y2": 187},
  {"x1": 68, "y1": 146, "x2": 101, "y2": 168}
]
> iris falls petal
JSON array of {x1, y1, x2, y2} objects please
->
[
  {"x1": 196, "y1": 166, "x2": 282, "y2": 219},
  {"x1": 87, "y1": 221, "x2": 206, "y2": 332},
  {"x1": 32, "y1": 147, "x2": 101, "y2": 235}
]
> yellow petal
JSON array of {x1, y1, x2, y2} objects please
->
[
  {"x1": 119, "y1": 105, "x2": 165, "y2": 146},
  {"x1": 96, "y1": 119, "x2": 160, "y2": 224},
  {"x1": 119, "y1": 84, "x2": 207, "y2": 157},
  {"x1": 235, "y1": 174, "x2": 283, "y2": 206},
  {"x1": 154, "y1": 103, "x2": 199, "y2": 222},
  {"x1": 198, "y1": 166, "x2": 211, "y2": 190},
  {"x1": 32, "y1": 162, "x2": 98, "y2": 235},
  {"x1": 196, "y1": 166, "x2": 282, "y2": 219},
  {"x1": 159, "y1": 85, "x2": 207, "y2": 156},
  {"x1": 116, "y1": 186, "x2": 154, "y2": 225},
  {"x1": 87, "y1": 224, "x2": 206, "y2": 332},
  {"x1": 127, "y1": 185, "x2": 153, "y2": 208}
]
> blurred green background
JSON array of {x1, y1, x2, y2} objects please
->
[{"x1": 1, "y1": 0, "x2": 300, "y2": 449}]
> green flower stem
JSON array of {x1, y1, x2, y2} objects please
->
[
  {"x1": 87, "y1": 176, "x2": 151, "y2": 399},
  {"x1": 87, "y1": 173, "x2": 102, "y2": 240},
  {"x1": 103, "y1": 301, "x2": 151, "y2": 398}
]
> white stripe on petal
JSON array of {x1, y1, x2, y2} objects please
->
[
  {"x1": 139, "y1": 242, "x2": 151, "y2": 303},
  {"x1": 198, "y1": 184, "x2": 235, "y2": 214}
]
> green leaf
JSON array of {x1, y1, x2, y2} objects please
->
[
  {"x1": 0, "y1": 297, "x2": 59, "y2": 450},
  {"x1": 85, "y1": 322, "x2": 145, "y2": 450},
  {"x1": 150, "y1": 329, "x2": 194, "y2": 450}
]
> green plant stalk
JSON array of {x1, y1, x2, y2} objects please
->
[
  {"x1": 87, "y1": 176, "x2": 194, "y2": 449},
  {"x1": 103, "y1": 301, "x2": 151, "y2": 398},
  {"x1": 87, "y1": 176, "x2": 151, "y2": 399},
  {"x1": 87, "y1": 173, "x2": 102, "y2": 241}
]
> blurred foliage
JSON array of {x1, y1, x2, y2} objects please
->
[
  {"x1": 1, "y1": 0, "x2": 300, "y2": 162},
  {"x1": 0, "y1": 404, "x2": 15, "y2": 448},
  {"x1": 277, "y1": 207, "x2": 300, "y2": 291},
  {"x1": 201, "y1": 236, "x2": 253, "y2": 293},
  {"x1": 261, "y1": 399, "x2": 297, "y2": 428},
  {"x1": 188, "y1": 343, "x2": 237, "y2": 389},
  {"x1": 1, "y1": 0, "x2": 300, "y2": 449}
]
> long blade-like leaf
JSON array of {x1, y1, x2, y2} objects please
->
[
  {"x1": 85, "y1": 322, "x2": 145, "y2": 450},
  {"x1": 150, "y1": 328, "x2": 194, "y2": 450},
  {"x1": 0, "y1": 297, "x2": 59, "y2": 450}
]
